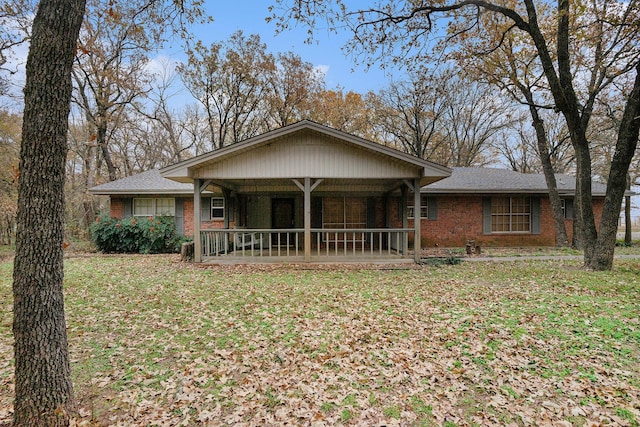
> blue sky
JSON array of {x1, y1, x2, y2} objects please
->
[
  {"x1": 2, "y1": 2, "x2": 397, "y2": 106},
  {"x1": 161, "y1": 2, "x2": 397, "y2": 94}
]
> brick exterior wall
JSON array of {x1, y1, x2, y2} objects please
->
[
  {"x1": 110, "y1": 194, "x2": 605, "y2": 247},
  {"x1": 183, "y1": 198, "x2": 194, "y2": 237},
  {"x1": 388, "y1": 194, "x2": 604, "y2": 248},
  {"x1": 182, "y1": 199, "x2": 228, "y2": 238},
  {"x1": 421, "y1": 195, "x2": 561, "y2": 247},
  {"x1": 110, "y1": 198, "x2": 125, "y2": 219}
]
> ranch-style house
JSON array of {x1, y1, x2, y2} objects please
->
[{"x1": 90, "y1": 121, "x2": 606, "y2": 263}]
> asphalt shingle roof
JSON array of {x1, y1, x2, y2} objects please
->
[
  {"x1": 88, "y1": 169, "x2": 194, "y2": 195},
  {"x1": 89, "y1": 167, "x2": 607, "y2": 197},
  {"x1": 422, "y1": 167, "x2": 607, "y2": 196}
]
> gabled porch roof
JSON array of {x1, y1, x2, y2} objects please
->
[
  {"x1": 160, "y1": 120, "x2": 451, "y2": 193},
  {"x1": 160, "y1": 121, "x2": 450, "y2": 264}
]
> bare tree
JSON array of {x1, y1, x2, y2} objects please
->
[
  {"x1": 0, "y1": 0, "x2": 37, "y2": 99},
  {"x1": 139, "y1": 59, "x2": 195, "y2": 164},
  {"x1": 71, "y1": 0, "x2": 162, "y2": 181},
  {"x1": 371, "y1": 69, "x2": 450, "y2": 162},
  {"x1": 440, "y1": 77, "x2": 515, "y2": 167},
  {"x1": 66, "y1": 118, "x2": 101, "y2": 237},
  {"x1": 264, "y1": 51, "x2": 325, "y2": 128},
  {"x1": 497, "y1": 111, "x2": 574, "y2": 175},
  {"x1": 179, "y1": 31, "x2": 274, "y2": 149},
  {"x1": 181, "y1": 103, "x2": 211, "y2": 156},
  {"x1": 495, "y1": 114, "x2": 539, "y2": 173}
]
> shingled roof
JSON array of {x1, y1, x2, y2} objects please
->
[
  {"x1": 422, "y1": 167, "x2": 607, "y2": 196},
  {"x1": 89, "y1": 169, "x2": 194, "y2": 195},
  {"x1": 89, "y1": 166, "x2": 608, "y2": 197}
]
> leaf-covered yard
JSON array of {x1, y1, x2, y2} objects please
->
[{"x1": 1, "y1": 254, "x2": 639, "y2": 426}]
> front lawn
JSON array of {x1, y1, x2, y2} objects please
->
[{"x1": 1, "y1": 255, "x2": 639, "y2": 426}]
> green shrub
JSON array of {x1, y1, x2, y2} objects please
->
[
  {"x1": 423, "y1": 256, "x2": 463, "y2": 266},
  {"x1": 90, "y1": 215, "x2": 182, "y2": 254}
]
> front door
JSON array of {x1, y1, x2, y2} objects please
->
[{"x1": 272, "y1": 198, "x2": 295, "y2": 246}]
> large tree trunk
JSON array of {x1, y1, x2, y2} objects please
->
[
  {"x1": 523, "y1": 93, "x2": 569, "y2": 246},
  {"x1": 12, "y1": 0, "x2": 86, "y2": 425},
  {"x1": 588, "y1": 63, "x2": 640, "y2": 270},
  {"x1": 625, "y1": 174, "x2": 632, "y2": 245},
  {"x1": 574, "y1": 140, "x2": 599, "y2": 265}
]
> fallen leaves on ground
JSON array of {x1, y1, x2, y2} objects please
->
[{"x1": 1, "y1": 255, "x2": 639, "y2": 426}]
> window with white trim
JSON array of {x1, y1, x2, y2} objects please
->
[
  {"x1": 133, "y1": 198, "x2": 175, "y2": 216},
  {"x1": 211, "y1": 197, "x2": 225, "y2": 219},
  {"x1": 407, "y1": 195, "x2": 429, "y2": 219}
]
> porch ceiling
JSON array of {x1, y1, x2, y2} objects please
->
[{"x1": 203, "y1": 177, "x2": 416, "y2": 194}]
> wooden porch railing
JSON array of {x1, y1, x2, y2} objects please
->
[{"x1": 200, "y1": 228, "x2": 412, "y2": 260}]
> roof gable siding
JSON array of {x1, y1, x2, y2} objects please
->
[{"x1": 194, "y1": 133, "x2": 420, "y2": 180}]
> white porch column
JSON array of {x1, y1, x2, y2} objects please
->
[
  {"x1": 413, "y1": 178, "x2": 422, "y2": 263},
  {"x1": 193, "y1": 178, "x2": 202, "y2": 263}
]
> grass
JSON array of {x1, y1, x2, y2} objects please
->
[
  {"x1": 1, "y1": 253, "x2": 639, "y2": 425},
  {"x1": 0, "y1": 244, "x2": 15, "y2": 261}
]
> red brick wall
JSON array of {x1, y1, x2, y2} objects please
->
[
  {"x1": 113, "y1": 194, "x2": 605, "y2": 246},
  {"x1": 182, "y1": 199, "x2": 229, "y2": 238},
  {"x1": 389, "y1": 194, "x2": 604, "y2": 248},
  {"x1": 183, "y1": 198, "x2": 194, "y2": 237},
  {"x1": 110, "y1": 198, "x2": 124, "y2": 219},
  {"x1": 420, "y1": 195, "x2": 486, "y2": 247}
]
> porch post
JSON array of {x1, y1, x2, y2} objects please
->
[
  {"x1": 193, "y1": 178, "x2": 202, "y2": 263},
  {"x1": 293, "y1": 177, "x2": 323, "y2": 262},
  {"x1": 304, "y1": 177, "x2": 311, "y2": 262},
  {"x1": 222, "y1": 188, "x2": 231, "y2": 229},
  {"x1": 413, "y1": 178, "x2": 421, "y2": 263},
  {"x1": 401, "y1": 185, "x2": 408, "y2": 255}
]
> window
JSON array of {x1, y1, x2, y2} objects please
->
[
  {"x1": 323, "y1": 197, "x2": 367, "y2": 229},
  {"x1": 323, "y1": 197, "x2": 367, "y2": 242},
  {"x1": 407, "y1": 195, "x2": 429, "y2": 219},
  {"x1": 211, "y1": 197, "x2": 225, "y2": 219},
  {"x1": 491, "y1": 196, "x2": 530, "y2": 233},
  {"x1": 561, "y1": 199, "x2": 573, "y2": 219},
  {"x1": 133, "y1": 198, "x2": 175, "y2": 217},
  {"x1": 155, "y1": 198, "x2": 175, "y2": 216}
]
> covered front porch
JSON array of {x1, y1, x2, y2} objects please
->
[
  {"x1": 161, "y1": 121, "x2": 450, "y2": 264},
  {"x1": 192, "y1": 177, "x2": 422, "y2": 263},
  {"x1": 199, "y1": 228, "x2": 413, "y2": 263}
]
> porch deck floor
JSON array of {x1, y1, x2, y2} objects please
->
[{"x1": 202, "y1": 247, "x2": 411, "y2": 265}]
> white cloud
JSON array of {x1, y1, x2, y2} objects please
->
[
  {"x1": 145, "y1": 55, "x2": 181, "y2": 80},
  {"x1": 315, "y1": 64, "x2": 329, "y2": 79}
]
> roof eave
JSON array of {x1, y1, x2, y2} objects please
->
[
  {"x1": 422, "y1": 188, "x2": 608, "y2": 197},
  {"x1": 88, "y1": 189, "x2": 195, "y2": 196}
]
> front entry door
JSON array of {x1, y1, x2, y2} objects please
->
[{"x1": 272, "y1": 198, "x2": 295, "y2": 246}]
